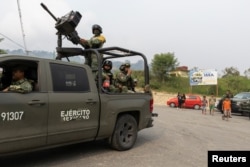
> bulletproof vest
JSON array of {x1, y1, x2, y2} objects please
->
[
  {"x1": 104, "y1": 70, "x2": 113, "y2": 85},
  {"x1": 90, "y1": 35, "x2": 105, "y2": 48}
]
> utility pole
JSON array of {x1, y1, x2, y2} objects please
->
[{"x1": 17, "y1": 0, "x2": 28, "y2": 55}]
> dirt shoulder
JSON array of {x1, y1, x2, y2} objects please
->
[{"x1": 152, "y1": 91, "x2": 175, "y2": 105}]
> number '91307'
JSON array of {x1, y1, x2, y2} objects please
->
[{"x1": 1, "y1": 111, "x2": 24, "y2": 121}]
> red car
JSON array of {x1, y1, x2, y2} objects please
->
[{"x1": 166, "y1": 94, "x2": 202, "y2": 109}]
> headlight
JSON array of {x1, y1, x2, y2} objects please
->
[{"x1": 236, "y1": 102, "x2": 241, "y2": 106}]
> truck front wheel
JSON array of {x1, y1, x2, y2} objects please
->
[{"x1": 110, "y1": 114, "x2": 138, "y2": 151}]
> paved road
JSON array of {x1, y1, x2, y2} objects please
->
[{"x1": 1, "y1": 105, "x2": 250, "y2": 167}]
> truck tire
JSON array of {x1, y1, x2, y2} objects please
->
[{"x1": 110, "y1": 114, "x2": 138, "y2": 151}]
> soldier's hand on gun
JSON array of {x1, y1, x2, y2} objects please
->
[
  {"x1": 3, "y1": 87, "x2": 9, "y2": 92},
  {"x1": 80, "y1": 38, "x2": 88, "y2": 44},
  {"x1": 127, "y1": 69, "x2": 132, "y2": 76}
]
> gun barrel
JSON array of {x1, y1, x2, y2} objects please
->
[{"x1": 40, "y1": 3, "x2": 58, "y2": 21}]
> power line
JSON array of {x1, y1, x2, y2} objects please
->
[{"x1": 0, "y1": 32, "x2": 26, "y2": 49}]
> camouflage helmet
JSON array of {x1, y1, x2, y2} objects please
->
[
  {"x1": 102, "y1": 60, "x2": 112, "y2": 69},
  {"x1": 119, "y1": 64, "x2": 126, "y2": 71},
  {"x1": 12, "y1": 65, "x2": 27, "y2": 73},
  {"x1": 92, "y1": 24, "x2": 102, "y2": 34},
  {"x1": 124, "y1": 62, "x2": 130, "y2": 68}
]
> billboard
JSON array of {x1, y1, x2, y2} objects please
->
[{"x1": 189, "y1": 69, "x2": 217, "y2": 86}]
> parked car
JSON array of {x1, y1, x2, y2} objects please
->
[
  {"x1": 239, "y1": 100, "x2": 250, "y2": 119},
  {"x1": 166, "y1": 94, "x2": 202, "y2": 109},
  {"x1": 216, "y1": 92, "x2": 250, "y2": 114}
]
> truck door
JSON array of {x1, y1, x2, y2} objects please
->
[
  {"x1": 47, "y1": 63, "x2": 100, "y2": 144},
  {"x1": 0, "y1": 61, "x2": 48, "y2": 154}
]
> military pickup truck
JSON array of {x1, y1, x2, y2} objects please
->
[{"x1": 0, "y1": 46, "x2": 157, "y2": 156}]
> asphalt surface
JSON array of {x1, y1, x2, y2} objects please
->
[{"x1": 1, "y1": 105, "x2": 250, "y2": 167}]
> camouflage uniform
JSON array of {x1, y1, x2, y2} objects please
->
[
  {"x1": 115, "y1": 63, "x2": 135, "y2": 93},
  {"x1": 97, "y1": 69, "x2": 116, "y2": 92},
  {"x1": 82, "y1": 25, "x2": 106, "y2": 71},
  {"x1": 87, "y1": 35, "x2": 106, "y2": 70},
  {"x1": 115, "y1": 71, "x2": 133, "y2": 93},
  {"x1": 89, "y1": 35, "x2": 106, "y2": 49},
  {"x1": 8, "y1": 78, "x2": 32, "y2": 93},
  {"x1": 96, "y1": 60, "x2": 117, "y2": 93}
]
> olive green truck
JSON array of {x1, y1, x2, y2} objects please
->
[{"x1": 0, "y1": 47, "x2": 157, "y2": 156}]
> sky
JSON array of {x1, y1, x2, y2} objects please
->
[{"x1": 1, "y1": 0, "x2": 250, "y2": 75}]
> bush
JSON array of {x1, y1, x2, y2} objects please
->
[{"x1": 150, "y1": 81, "x2": 161, "y2": 89}]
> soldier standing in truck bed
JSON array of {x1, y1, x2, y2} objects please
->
[{"x1": 80, "y1": 24, "x2": 106, "y2": 71}]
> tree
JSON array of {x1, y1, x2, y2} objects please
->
[
  {"x1": 221, "y1": 67, "x2": 240, "y2": 78},
  {"x1": 219, "y1": 76, "x2": 249, "y2": 95},
  {"x1": 0, "y1": 38, "x2": 7, "y2": 54},
  {"x1": 151, "y1": 52, "x2": 179, "y2": 83},
  {"x1": 244, "y1": 68, "x2": 250, "y2": 79}
]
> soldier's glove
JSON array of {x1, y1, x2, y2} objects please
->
[{"x1": 9, "y1": 85, "x2": 21, "y2": 90}]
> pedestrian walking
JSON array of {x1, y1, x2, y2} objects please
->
[
  {"x1": 209, "y1": 93, "x2": 216, "y2": 115},
  {"x1": 201, "y1": 96, "x2": 208, "y2": 115}
]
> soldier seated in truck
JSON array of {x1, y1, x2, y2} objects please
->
[
  {"x1": 96, "y1": 60, "x2": 116, "y2": 93},
  {"x1": 2, "y1": 65, "x2": 33, "y2": 93},
  {"x1": 115, "y1": 63, "x2": 135, "y2": 93}
]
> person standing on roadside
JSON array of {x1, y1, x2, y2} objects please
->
[
  {"x1": 177, "y1": 92, "x2": 182, "y2": 109},
  {"x1": 222, "y1": 96, "x2": 231, "y2": 121},
  {"x1": 209, "y1": 93, "x2": 216, "y2": 115},
  {"x1": 223, "y1": 90, "x2": 233, "y2": 118},
  {"x1": 181, "y1": 93, "x2": 186, "y2": 108},
  {"x1": 201, "y1": 96, "x2": 208, "y2": 115}
]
